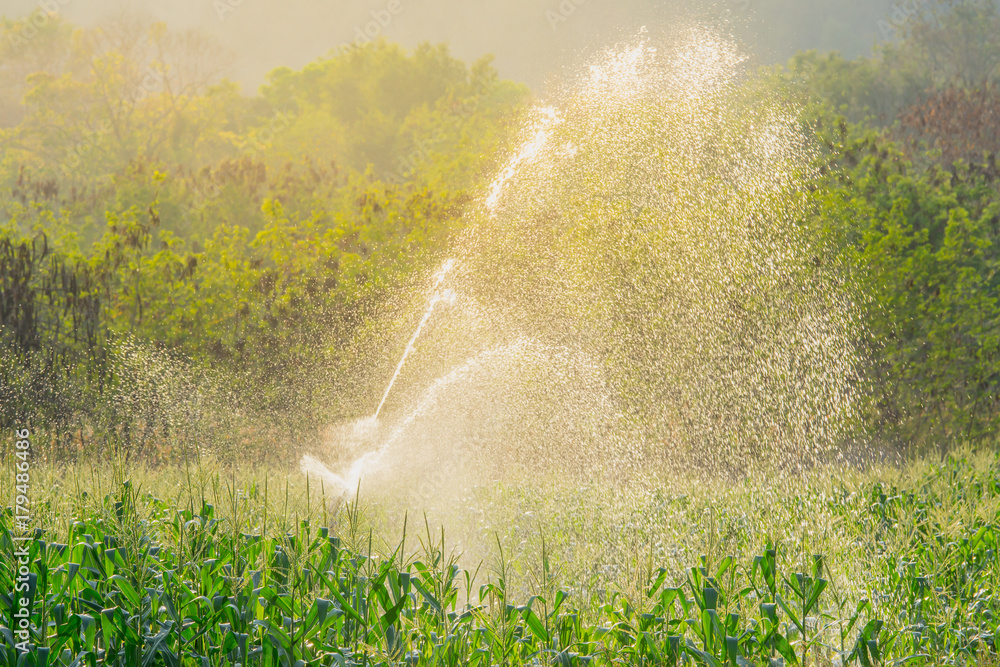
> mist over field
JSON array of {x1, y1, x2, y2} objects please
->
[{"x1": 4, "y1": 0, "x2": 897, "y2": 89}]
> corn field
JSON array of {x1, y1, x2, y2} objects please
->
[{"x1": 3, "y1": 453, "x2": 1000, "y2": 666}]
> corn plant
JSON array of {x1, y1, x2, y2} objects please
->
[{"x1": 3, "y1": 453, "x2": 1000, "y2": 665}]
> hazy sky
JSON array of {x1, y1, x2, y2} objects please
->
[{"x1": 2, "y1": 0, "x2": 900, "y2": 92}]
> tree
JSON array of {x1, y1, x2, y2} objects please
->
[
  {"x1": 806, "y1": 123, "x2": 1000, "y2": 447},
  {"x1": 1, "y1": 12, "x2": 235, "y2": 181},
  {"x1": 894, "y1": 84, "x2": 1000, "y2": 167},
  {"x1": 786, "y1": 1, "x2": 1000, "y2": 127}
]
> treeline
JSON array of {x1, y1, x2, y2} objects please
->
[
  {"x1": 1, "y1": 2, "x2": 998, "y2": 457},
  {"x1": 793, "y1": 1, "x2": 1000, "y2": 446},
  {"x1": 0, "y1": 13, "x2": 528, "y2": 458}
]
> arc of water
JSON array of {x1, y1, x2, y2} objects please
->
[
  {"x1": 304, "y1": 338, "x2": 542, "y2": 495},
  {"x1": 373, "y1": 260, "x2": 456, "y2": 421}
]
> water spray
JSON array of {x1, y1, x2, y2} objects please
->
[
  {"x1": 374, "y1": 259, "x2": 456, "y2": 420},
  {"x1": 303, "y1": 29, "x2": 859, "y2": 501},
  {"x1": 302, "y1": 259, "x2": 457, "y2": 495}
]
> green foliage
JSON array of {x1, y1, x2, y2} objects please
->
[
  {"x1": 0, "y1": 203, "x2": 159, "y2": 432},
  {"x1": 260, "y1": 41, "x2": 523, "y2": 180},
  {"x1": 0, "y1": 15, "x2": 527, "y2": 446},
  {"x1": 776, "y1": 1, "x2": 1000, "y2": 445},
  {"x1": 784, "y1": 1, "x2": 1000, "y2": 126},
  {"x1": 0, "y1": 170, "x2": 470, "y2": 441},
  {"x1": 1, "y1": 15, "x2": 236, "y2": 182},
  {"x1": 803, "y1": 115, "x2": 1000, "y2": 445},
  {"x1": 0, "y1": 18, "x2": 527, "y2": 244}
]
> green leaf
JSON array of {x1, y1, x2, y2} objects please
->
[
  {"x1": 522, "y1": 608, "x2": 549, "y2": 644},
  {"x1": 110, "y1": 575, "x2": 142, "y2": 608}
]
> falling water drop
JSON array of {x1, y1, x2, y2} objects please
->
[{"x1": 373, "y1": 260, "x2": 456, "y2": 421}]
